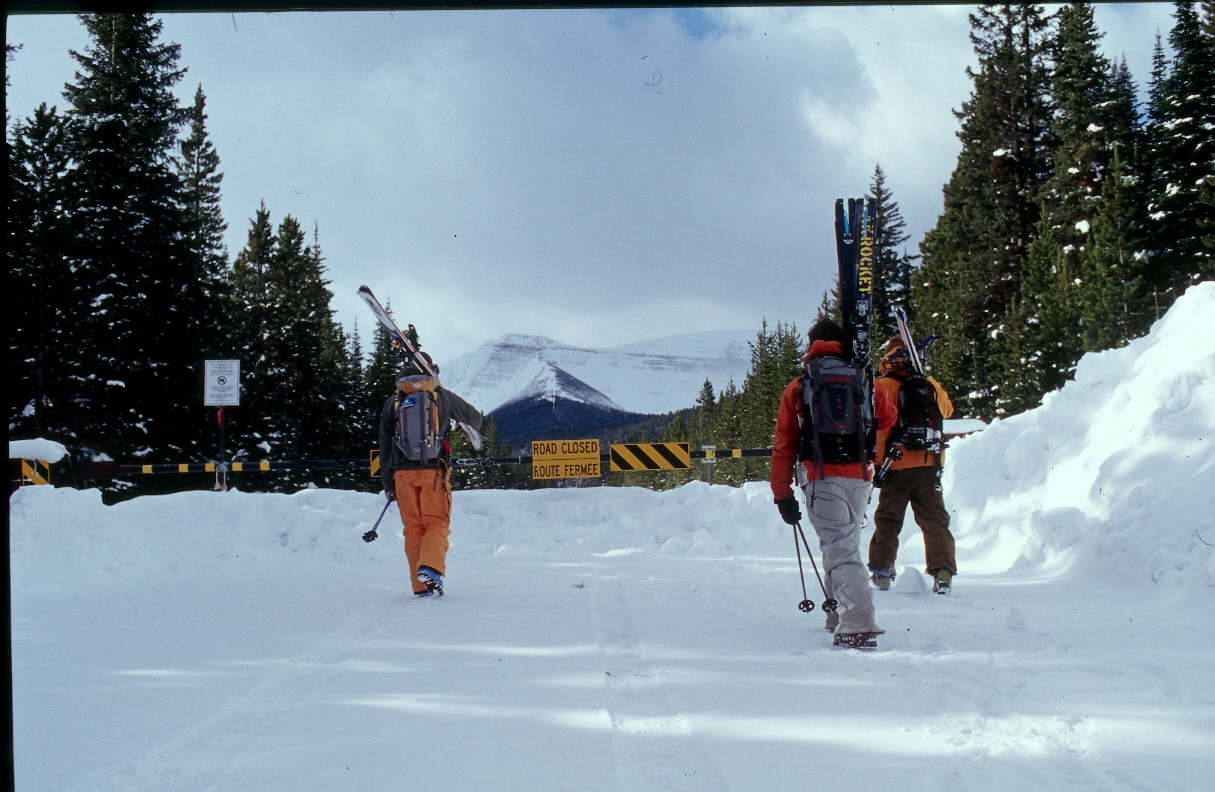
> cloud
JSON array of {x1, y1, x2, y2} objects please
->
[{"x1": 5, "y1": 6, "x2": 1172, "y2": 361}]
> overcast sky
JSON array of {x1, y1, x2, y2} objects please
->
[{"x1": 5, "y1": 5, "x2": 1177, "y2": 363}]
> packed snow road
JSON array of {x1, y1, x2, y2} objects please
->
[{"x1": 10, "y1": 484, "x2": 1213, "y2": 792}]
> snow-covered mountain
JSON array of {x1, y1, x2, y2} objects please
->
[{"x1": 440, "y1": 329, "x2": 753, "y2": 417}]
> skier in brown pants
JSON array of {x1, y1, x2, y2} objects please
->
[{"x1": 867, "y1": 336, "x2": 957, "y2": 594}]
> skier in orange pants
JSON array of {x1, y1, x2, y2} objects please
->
[{"x1": 378, "y1": 352, "x2": 482, "y2": 597}]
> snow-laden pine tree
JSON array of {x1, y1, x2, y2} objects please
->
[
  {"x1": 915, "y1": 2, "x2": 1054, "y2": 419},
  {"x1": 218, "y1": 204, "x2": 276, "y2": 470},
  {"x1": 7, "y1": 104, "x2": 81, "y2": 445},
  {"x1": 62, "y1": 13, "x2": 208, "y2": 467},
  {"x1": 1013, "y1": 1, "x2": 1142, "y2": 408},
  {"x1": 867, "y1": 163, "x2": 915, "y2": 340},
  {"x1": 175, "y1": 84, "x2": 229, "y2": 364},
  {"x1": 1143, "y1": 1, "x2": 1215, "y2": 296},
  {"x1": 257, "y1": 216, "x2": 353, "y2": 490}
]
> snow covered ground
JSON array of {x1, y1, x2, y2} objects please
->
[{"x1": 10, "y1": 283, "x2": 1215, "y2": 791}]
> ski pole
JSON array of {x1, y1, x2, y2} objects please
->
[
  {"x1": 792, "y1": 524, "x2": 814, "y2": 612},
  {"x1": 794, "y1": 522, "x2": 837, "y2": 614},
  {"x1": 362, "y1": 498, "x2": 394, "y2": 543},
  {"x1": 873, "y1": 443, "x2": 903, "y2": 488}
]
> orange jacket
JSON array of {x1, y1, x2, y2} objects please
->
[
  {"x1": 769, "y1": 340, "x2": 897, "y2": 500},
  {"x1": 874, "y1": 373, "x2": 954, "y2": 470}
]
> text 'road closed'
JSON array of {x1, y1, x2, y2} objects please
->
[{"x1": 531, "y1": 438, "x2": 600, "y2": 480}]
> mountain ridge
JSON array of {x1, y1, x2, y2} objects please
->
[{"x1": 442, "y1": 328, "x2": 753, "y2": 417}]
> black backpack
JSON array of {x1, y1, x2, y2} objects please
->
[
  {"x1": 799, "y1": 355, "x2": 875, "y2": 476},
  {"x1": 894, "y1": 373, "x2": 944, "y2": 461}
]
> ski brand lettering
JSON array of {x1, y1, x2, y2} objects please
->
[{"x1": 858, "y1": 231, "x2": 874, "y2": 294}]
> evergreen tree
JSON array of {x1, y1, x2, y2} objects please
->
[
  {"x1": 1144, "y1": 1, "x2": 1215, "y2": 294},
  {"x1": 1015, "y1": 1, "x2": 1122, "y2": 406},
  {"x1": 1144, "y1": 33, "x2": 1170, "y2": 204},
  {"x1": 257, "y1": 216, "x2": 351, "y2": 490},
  {"x1": 362, "y1": 307, "x2": 402, "y2": 421},
  {"x1": 1081, "y1": 145, "x2": 1147, "y2": 350},
  {"x1": 356, "y1": 302, "x2": 405, "y2": 489},
  {"x1": 694, "y1": 378, "x2": 715, "y2": 441},
  {"x1": 468, "y1": 415, "x2": 527, "y2": 489},
  {"x1": 175, "y1": 84, "x2": 228, "y2": 360},
  {"x1": 867, "y1": 163, "x2": 915, "y2": 338},
  {"x1": 220, "y1": 204, "x2": 276, "y2": 471},
  {"x1": 60, "y1": 13, "x2": 211, "y2": 471},
  {"x1": 739, "y1": 320, "x2": 801, "y2": 480},
  {"x1": 712, "y1": 380, "x2": 746, "y2": 486},
  {"x1": 7, "y1": 105, "x2": 81, "y2": 445},
  {"x1": 916, "y1": 2, "x2": 1054, "y2": 419},
  {"x1": 815, "y1": 287, "x2": 841, "y2": 325},
  {"x1": 5, "y1": 43, "x2": 20, "y2": 123}
]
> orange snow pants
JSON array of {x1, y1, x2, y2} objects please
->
[{"x1": 392, "y1": 468, "x2": 452, "y2": 594}]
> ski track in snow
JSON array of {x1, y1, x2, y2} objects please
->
[
  {"x1": 589, "y1": 569, "x2": 732, "y2": 792},
  {"x1": 64, "y1": 589, "x2": 385, "y2": 792},
  {"x1": 13, "y1": 542, "x2": 1214, "y2": 792}
]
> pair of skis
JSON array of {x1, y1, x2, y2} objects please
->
[
  {"x1": 834, "y1": 197, "x2": 877, "y2": 365},
  {"x1": 357, "y1": 285, "x2": 483, "y2": 450},
  {"x1": 833, "y1": 198, "x2": 879, "y2": 483},
  {"x1": 834, "y1": 198, "x2": 933, "y2": 371}
]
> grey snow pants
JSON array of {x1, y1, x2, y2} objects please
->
[{"x1": 800, "y1": 477, "x2": 882, "y2": 635}]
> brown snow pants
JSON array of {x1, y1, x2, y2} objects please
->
[
  {"x1": 393, "y1": 468, "x2": 452, "y2": 594},
  {"x1": 868, "y1": 466, "x2": 956, "y2": 575}
]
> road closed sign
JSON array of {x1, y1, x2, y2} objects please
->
[
  {"x1": 531, "y1": 439, "x2": 601, "y2": 480},
  {"x1": 204, "y1": 360, "x2": 241, "y2": 406}
]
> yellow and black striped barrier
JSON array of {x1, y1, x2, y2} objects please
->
[
  {"x1": 71, "y1": 445, "x2": 779, "y2": 481},
  {"x1": 133, "y1": 461, "x2": 275, "y2": 474},
  {"x1": 75, "y1": 459, "x2": 369, "y2": 479},
  {"x1": 609, "y1": 442, "x2": 692, "y2": 472},
  {"x1": 17, "y1": 459, "x2": 52, "y2": 486},
  {"x1": 700, "y1": 447, "x2": 747, "y2": 461}
]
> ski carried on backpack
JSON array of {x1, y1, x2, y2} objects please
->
[
  {"x1": 828, "y1": 197, "x2": 878, "y2": 480},
  {"x1": 834, "y1": 197, "x2": 877, "y2": 365},
  {"x1": 892, "y1": 306, "x2": 925, "y2": 375},
  {"x1": 357, "y1": 285, "x2": 483, "y2": 450},
  {"x1": 874, "y1": 306, "x2": 943, "y2": 486}
]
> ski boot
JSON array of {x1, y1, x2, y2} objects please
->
[
  {"x1": 824, "y1": 610, "x2": 839, "y2": 632},
  {"x1": 932, "y1": 569, "x2": 953, "y2": 595},
  {"x1": 833, "y1": 631, "x2": 880, "y2": 650},
  {"x1": 869, "y1": 566, "x2": 896, "y2": 591},
  {"x1": 416, "y1": 565, "x2": 444, "y2": 597}
]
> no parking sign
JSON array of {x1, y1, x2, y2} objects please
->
[{"x1": 204, "y1": 360, "x2": 241, "y2": 406}]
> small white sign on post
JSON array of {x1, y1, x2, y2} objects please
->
[{"x1": 204, "y1": 360, "x2": 241, "y2": 406}]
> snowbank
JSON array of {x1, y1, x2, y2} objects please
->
[
  {"x1": 9, "y1": 437, "x2": 68, "y2": 463},
  {"x1": 944, "y1": 281, "x2": 1215, "y2": 591},
  {"x1": 8, "y1": 481, "x2": 789, "y2": 599}
]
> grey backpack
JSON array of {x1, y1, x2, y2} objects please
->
[{"x1": 393, "y1": 375, "x2": 443, "y2": 463}]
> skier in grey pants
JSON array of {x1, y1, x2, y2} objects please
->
[
  {"x1": 770, "y1": 319, "x2": 897, "y2": 646},
  {"x1": 800, "y1": 478, "x2": 881, "y2": 634}
]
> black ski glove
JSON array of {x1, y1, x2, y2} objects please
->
[{"x1": 775, "y1": 496, "x2": 801, "y2": 525}]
